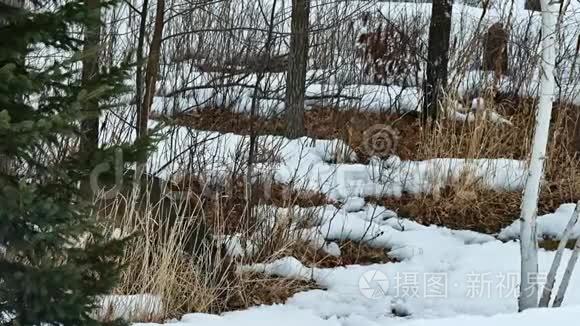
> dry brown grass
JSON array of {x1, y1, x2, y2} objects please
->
[
  {"x1": 371, "y1": 189, "x2": 522, "y2": 234},
  {"x1": 175, "y1": 107, "x2": 422, "y2": 161},
  {"x1": 95, "y1": 173, "x2": 397, "y2": 322},
  {"x1": 170, "y1": 95, "x2": 580, "y2": 236},
  {"x1": 370, "y1": 187, "x2": 568, "y2": 234},
  {"x1": 94, "y1": 181, "x2": 345, "y2": 322},
  {"x1": 414, "y1": 96, "x2": 580, "y2": 161},
  {"x1": 295, "y1": 240, "x2": 392, "y2": 268},
  {"x1": 96, "y1": 189, "x2": 230, "y2": 321},
  {"x1": 176, "y1": 174, "x2": 328, "y2": 235},
  {"x1": 222, "y1": 274, "x2": 318, "y2": 311},
  {"x1": 173, "y1": 96, "x2": 579, "y2": 235},
  {"x1": 182, "y1": 96, "x2": 580, "y2": 233},
  {"x1": 415, "y1": 100, "x2": 532, "y2": 160},
  {"x1": 371, "y1": 95, "x2": 580, "y2": 234},
  {"x1": 252, "y1": 239, "x2": 392, "y2": 270}
]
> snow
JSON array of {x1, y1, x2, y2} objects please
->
[
  {"x1": 233, "y1": 230, "x2": 580, "y2": 323},
  {"x1": 135, "y1": 305, "x2": 342, "y2": 326},
  {"x1": 392, "y1": 306, "x2": 580, "y2": 326},
  {"x1": 136, "y1": 305, "x2": 580, "y2": 326},
  {"x1": 135, "y1": 305, "x2": 580, "y2": 326},
  {"x1": 153, "y1": 78, "x2": 422, "y2": 117},
  {"x1": 96, "y1": 294, "x2": 163, "y2": 322},
  {"x1": 238, "y1": 256, "x2": 317, "y2": 282},
  {"x1": 215, "y1": 201, "x2": 580, "y2": 324},
  {"x1": 342, "y1": 197, "x2": 367, "y2": 212},
  {"x1": 499, "y1": 203, "x2": 580, "y2": 241},
  {"x1": 213, "y1": 234, "x2": 258, "y2": 259},
  {"x1": 141, "y1": 125, "x2": 527, "y2": 201},
  {"x1": 134, "y1": 215, "x2": 580, "y2": 325}
]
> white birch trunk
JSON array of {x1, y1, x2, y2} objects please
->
[
  {"x1": 539, "y1": 201, "x2": 580, "y2": 307},
  {"x1": 519, "y1": 0, "x2": 558, "y2": 311}
]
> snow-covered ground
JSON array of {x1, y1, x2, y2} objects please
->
[
  {"x1": 142, "y1": 126, "x2": 528, "y2": 201},
  {"x1": 500, "y1": 203, "x2": 580, "y2": 241},
  {"x1": 112, "y1": 111, "x2": 580, "y2": 326},
  {"x1": 97, "y1": 117, "x2": 580, "y2": 326},
  {"x1": 108, "y1": 118, "x2": 578, "y2": 324},
  {"x1": 134, "y1": 305, "x2": 580, "y2": 326},
  {"x1": 134, "y1": 201, "x2": 580, "y2": 326}
]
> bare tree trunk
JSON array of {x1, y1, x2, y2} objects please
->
[
  {"x1": 553, "y1": 235, "x2": 580, "y2": 307},
  {"x1": 80, "y1": 0, "x2": 102, "y2": 197},
  {"x1": 245, "y1": 0, "x2": 279, "y2": 233},
  {"x1": 519, "y1": 0, "x2": 558, "y2": 312},
  {"x1": 423, "y1": 0, "x2": 453, "y2": 124},
  {"x1": 285, "y1": 0, "x2": 310, "y2": 139},
  {"x1": 135, "y1": 0, "x2": 165, "y2": 180},
  {"x1": 575, "y1": 109, "x2": 580, "y2": 154},
  {"x1": 135, "y1": 0, "x2": 149, "y2": 130}
]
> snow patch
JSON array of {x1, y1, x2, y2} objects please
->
[{"x1": 499, "y1": 203, "x2": 580, "y2": 241}]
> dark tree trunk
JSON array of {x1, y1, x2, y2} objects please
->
[
  {"x1": 245, "y1": 0, "x2": 279, "y2": 230},
  {"x1": 79, "y1": 0, "x2": 101, "y2": 196},
  {"x1": 135, "y1": 0, "x2": 165, "y2": 183},
  {"x1": 525, "y1": 0, "x2": 541, "y2": 11},
  {"x1": 285, "y1": 0, "x2": 310, "y2": 139},
  {"x1": 139, "y1": 0, "x2": 165, "y2": 140},
  {"x1": 575, "y1": 112, "x2": 580, "y2": 155},
  {"x1": 135, "y1": 0, "x2": 149, "y2": 132},
  {"x1": 423, "y1": 0, "x2": 453, "y2": 124},
  {"x1": 0, "y1": 5, "x2": 21, "y2": 176}
]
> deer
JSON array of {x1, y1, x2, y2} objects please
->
[{"x1": 356, "y1": 11, "x2": 423, "y2": 87}]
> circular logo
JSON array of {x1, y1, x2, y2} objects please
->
[
  {"x1": 362, "y1": 124, "x2": 399, "y2": 157},
  {"x1": 359, "y1": 269, "x2": 390, "y2": 299}
]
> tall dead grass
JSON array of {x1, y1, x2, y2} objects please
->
[
  {"x1": 97, "y1": 187, "x2": 226, "y2": 320},
  {"x1": 94, "y1": 175, "x2": 333, "y2": 322},
  {"x1": 380, "y1": 93, "x2": 580, "y2": 233}
]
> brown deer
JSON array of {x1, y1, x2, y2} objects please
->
[
  {"x1": 356, "y1": 12, "x2": 422, "y2": 87},
  {"x1": 483, "y1": 23, "x2": 509, "y2": 77}
]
